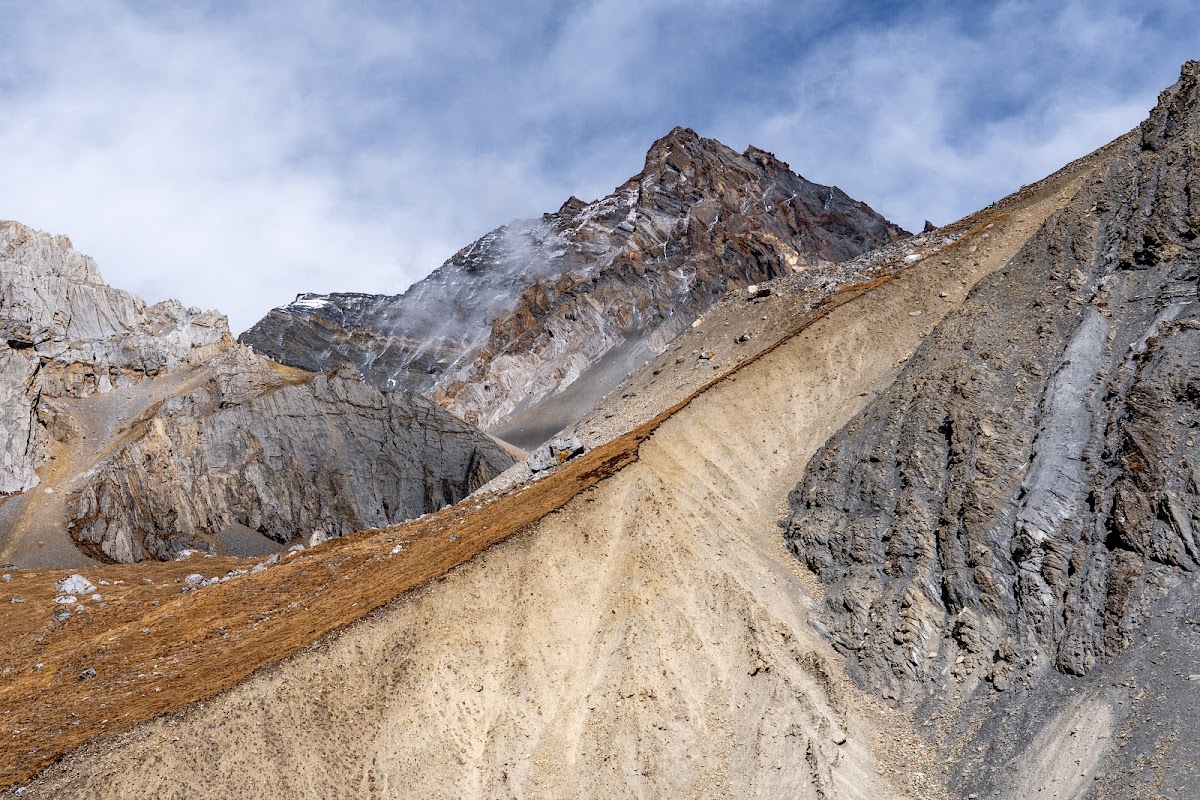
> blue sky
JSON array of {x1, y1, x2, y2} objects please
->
[{"x1": 0, "y1": 0, "x2": 1195, "y2": 332}]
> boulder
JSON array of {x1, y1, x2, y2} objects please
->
[
  {"x1": 528, "y1": 434, "x2": 585, "y2": 473},
  {"x1": 54, "y1": 574, "x2": 96, "y2": 595}
]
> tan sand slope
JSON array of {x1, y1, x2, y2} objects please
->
[{"x1": 12, "y1": 137, "x2": 1106, "y2": 799}]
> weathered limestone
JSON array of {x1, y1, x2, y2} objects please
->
[
  {"x1": 0, "y1": 221, "x2": 230, "y2": 494},
  {"x1": 68, "y1": 353, "x2": 513, "y2": 562}
]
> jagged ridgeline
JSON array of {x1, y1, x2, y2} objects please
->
[
  {"x1": 786, "y1": 61, "x2": 1200, "y2": 795},
  {"x1": 241, "y1": 128, "x2": 907, "y2": 449},
  {"x1": 0, "y1": 223, "x2": 514, "y2": 566}
]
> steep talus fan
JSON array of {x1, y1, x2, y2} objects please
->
[
  {"x1": 786, "y1": 60, "x2": 1200, "y2": 794},
  {"x1": 241, "y1": 127, "x2": 906, "y2": 448}
]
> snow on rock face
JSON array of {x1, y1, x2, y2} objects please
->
[
  {"x1": 290, "y1": 295, "x2": 330, "y2": 310},
  {"x1": 240, "y1": 128, "x2": 907, "y2": 448}
]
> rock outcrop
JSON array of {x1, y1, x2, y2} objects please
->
[
  {"x1": 0, "y1": 221, "x2": 227, "y2": 494},
  {"x1": 67, "y1": 351, "x2": 512, "y2": 563},
  {"x1": 241, "y1": 128, "x2": 906, "y2": 447},
  {"x1": 0, "y1": 223, "x2": 514, "y2": 565},
  {"x1": 785, "y1": 60, "x2": 1200, "y2": 795}
]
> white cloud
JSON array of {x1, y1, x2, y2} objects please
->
[
  {"x1": 0, "y1": 0, "x2": 1193, "y2": 332},
  {"x1": 724, "y1": 1, "x2": 1189, "y2": 231}
]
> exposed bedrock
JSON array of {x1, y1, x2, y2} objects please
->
[
  {"x1": 66, "y1": 351, "x2": 515, "y2": 563},
  {"x1": 785, "y1": 60, "x2": 1200, "y2": 796},
  {"x1": 0, "y1": 220, "x2": 228, "y2": 494},
  {"x1": 0, "y1": 221, "x2": 515, "y2": 565}
]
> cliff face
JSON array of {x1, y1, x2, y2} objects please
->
[
  {"x1": 0, "y1": 221, "x2": 228, "y2": 495},
  {"x1": 64, "y1": 352, "x2": 512, "y2": 563},
  {"x1": 0, "y1": 223, "x2": 513, "y2": 566},
  {"x1": 785, "y1": 61, "x2": 1200, "y2": 795},
  {"x1": 241, "y1": 128, "x2": 906, "y2": 446}
]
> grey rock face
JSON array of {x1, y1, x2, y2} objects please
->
[
  {"x1": 241, "y1": 129, "x2": 906, "y2": 447},
  {"x1": 0, "y1": 221, "x2": 230, "y2": 495},
  {"x1": 0, "y1": 221, "x2": 515, "y2": 565},
  {"x1": 0, "y1": 221, "x2": 230, "y2": 395},
  {"x1": 0, "y1": 348, "x2": 42, "y2": 493},
  {"x1": 65, "y1": 350, "x2": 514, "y2": 562},
  {"x1": 784, "y1": 60, "x2": 1200, "y2": 794}
]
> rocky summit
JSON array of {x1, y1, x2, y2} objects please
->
[
  {"x1": 241, "y1": 127, "x2": 906, "y2": 449},
  {"x1": 0, "y1": 224, "x2": 513, "y2": 567},
  {"x1": 0, "y1": 221, "x2": 228, "y2": 497}
]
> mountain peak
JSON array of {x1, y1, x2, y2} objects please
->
[
  {"x1": 244, "y1": 125, "x2": 904, "y2": 440},
  {"x1": 657, "y1": 125, "x2": 702, "y2": 145},
  {"x1": 743, "y1": 144, "x2": 793, "y2": 174},
  {"x1": 1142, "y1": 59, "x2": 1200, "y2": 151},
  {"x1": 640, "y1": 126, "x2": 740, "y2": 176}
]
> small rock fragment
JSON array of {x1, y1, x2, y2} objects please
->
[
  {"x1": 55, "y1": 574, "x2": 96, "y2": 595},
  {"x1": 79, "y1": 667, "x2": 96, "y2": 680}
]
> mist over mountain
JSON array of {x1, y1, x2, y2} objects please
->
[{"x1": 241, "y1": 127, "x2": 905, "y2": 449}]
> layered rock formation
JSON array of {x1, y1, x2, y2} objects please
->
[
  {"x1": 0, "y1": 221, "x2": 227, "y2": 494},
  {"x1": 15, "y1": 62, "x2": 1200, "y2": 800},
  {"x1": 66, "y1": 352, "x2": 512, "y2": 563},
  {"x1": 785, "y1": 61, "x2": 1200, "y2": 795},
  {"x1": 242, "y1": 128, "x2": 906, "y2": 447},
  {"x1": 0, "y1": 223, "x2": 514, "y2": 565}
]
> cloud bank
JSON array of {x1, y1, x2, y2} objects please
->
[{"x1": 0, "y1": 0, "x2": 1193, "y2": 332}]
